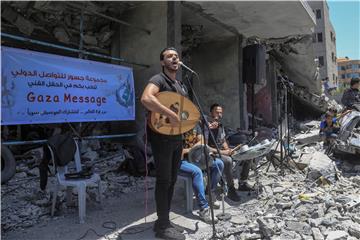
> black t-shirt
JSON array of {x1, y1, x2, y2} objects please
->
[
  {"x1": 149, "y1": 72, "x2": 188, "y2": 97},
  {"x1": 204, "y1": 116, "x2": 226, "y2": 148},
  {"x1": 147, "y1": 72, "x2": 188, "y2": 141}
]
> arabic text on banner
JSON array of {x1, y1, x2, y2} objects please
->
[{"x1": 1, "y1": 47, "x2": 135, "y2": 125}]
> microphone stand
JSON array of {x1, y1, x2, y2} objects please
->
[
  {"x1": 278, "y1": 77, "x2": 304, "y2": 175},
  {"x1": 182, "y1": 69, "x2": 229, "y2": 239}
]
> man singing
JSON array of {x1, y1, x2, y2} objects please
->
[{"x1": 141, "y1": 47, "x2": 187, "y2": 240}]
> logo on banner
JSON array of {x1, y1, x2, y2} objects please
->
[{"x1": 1, "y1": 47, "x2": 135, "y2": 125}]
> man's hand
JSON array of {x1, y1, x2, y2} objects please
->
[
  {"x1": 181, "y1": 147, "x2": 191, "y2": 159},
  {"x1": 168, "y1": 114, "x2": 180, "y2": 127},
  {"x1": 182, "y1": 148, "x2": 190, "y2": 155},
  {"x1": 220, "y1": 149, "x2": 232, "y2": 156},
  {"x1": 208, "y1": 121, "x2": 219, "y2": 129}
]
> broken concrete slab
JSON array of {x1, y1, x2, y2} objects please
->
[
  {"x1": 14, "y1": 15, "x2": 34, "y2": 35},
  {"x1": 307, "y1": 152, "x2": 336, "y2": 183},
  {"x1": 257, "y1": 218, "x2": 278, "y2": 238},
  {"x1": 294, "y1": 129, "x2": 321, "y2": 145},
  {"x1": 303, "y1": 120, "x2": 321, "y2": 128},
  {"x1": 285, "y1": 221, "x2": 311, "y2": 235},
  {"x1": 311, "y1": 206, "x2": 325, "y2": 219},
  {"x1": 53, "y1": 27, "x2": 70, "y2": 43},
  {"x1": 230, "y1": 215, "x2": 248, "y2": 225},
  {"x1": 2, "y1": 6, "x2": 18, "y2": 23},
  {"x1": 312, "y1": 227, "x2": 324, "y2": 240},
  {"x1": 325, "y1": 230, "x2": 348, "y2": 240},
  {"x1": 83, "y1": 34, "x2": 98, "y2": 45},
  {"x1": 348, "y1": 225, "x2": 360, "y2": 239},
  {"x1": 321, "y1": 217, "x2": 339, "y2": 227},
  {"x1": 98, "y1": 26, "x2": 114, "y2": 43},
  {"x1": 275, "y1": 202, "x2": 292, "y2": 210}
]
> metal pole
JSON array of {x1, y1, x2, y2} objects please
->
[
  {"x1": 1, "y1": 33, "x2": 150, "y2": 68},
  {"x1": 2, "y1": 133, "x2": 136, "y2": 146},
  {"x1": 66, "y1": 2, "x2": 151, "y2": 35},
  {"x1": 78, "y1": 5, "x2": 85, "y2": 59},
  {"x1": 252, "y1": 83, "x2": 256, "y2": 137}
]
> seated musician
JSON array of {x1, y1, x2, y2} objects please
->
[
  {"x1": 179, "y1": 123, "x2": 224, "y2": 224},
  {"x1": 205, "y1": 104, "x2": 254, "y2": 202}
]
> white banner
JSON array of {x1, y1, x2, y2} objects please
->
[{"x1": 1, "y1": 47, "x2": 135, "y2": 125}]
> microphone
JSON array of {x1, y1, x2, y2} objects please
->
[{"x1": 179, "y1": 61, "x2": 196, "y2": 74}]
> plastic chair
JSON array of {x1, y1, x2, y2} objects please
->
[
  {"x1": 178, "y1": 174, "x2": 193, "y2": 213},
  {"x1": 49, "y1": 139, "x2": 102, "y2": 223}
]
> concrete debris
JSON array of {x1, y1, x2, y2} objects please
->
[
  {"x1": 348, "y1": 225, "x2": 360, "y2": 239},
  {"x1": 81, "y1": 150, "x2": 99, "y2": 162},
  {"x1": 303, "y1": 120, "x2": 321, "y2": 128},
  {"x1": 83, "y1": 34, "x2": 98, "y2": 46},
  {"x1": 312, "y1": 227, "x2": 325, "y2": 240},
  {"x1": 294, "y1": 128, "x2": 321, "y2": 145},
  {"x1": 257, "y1": 217, "x2": 278, "y2": 238},
  {"x1": 307, "y1": 152, "x2": 337, "y2": 183},
  {"x1": 2, "y1": 6, "x2": 18, "y2": 23},
  {"x1": 285, "y1": 221, "x2": 311, "y2": 235},
  {"x1": 230, "y1": 215, "x2": 248, "y2": 225},
  {"x1": 53, "y1": 27, "x2": 70, "y2": 44},
  {"x1": 2, "y1": 115, "x2": 360, "y2": 240},
  {"x1": 325, "y1": 231, "x2": 348, "y2": 240},
  {"x1": 1, "y1": 142, "x2": 155, "y2": 232},
  {"x1": 14, "y1": 15, "x2": 34, "y2": 35},
  {"x1": 33, "y1": 1, "x2": 65, "y2": 13},
  {"x1": 2, "y1": 1, "x2": 129, "y2": 52},
  {"x1": 9, "y1": 1, "x2": 30, "y2": 10},
  {"x1": 98, "y1": 25, "x2": 114, "y2": 43},
  {"x1": 293, "y1": 86, "x2": 327, "y2": 111}
]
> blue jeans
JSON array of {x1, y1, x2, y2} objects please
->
[{"x1": 179, "y1": 158, "x2": 224, "y2": 210}]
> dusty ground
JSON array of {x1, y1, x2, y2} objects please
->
[
  {"x1": 2, "y1": 160, "x2": 360, "y2": 240},
  {"x1": 2, "y1": 129, "x2": 360, "y2": 240},
  {"x1": 1, "y1": 176, "x2": 254, "y2": 240}
]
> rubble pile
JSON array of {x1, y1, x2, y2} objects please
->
[
  {"x1": 1, "y1": 119, "x2": 359, "y2": 240},
  {"x1": 1, "y1": 140, "x2": 155, "y2": 233},
  {"x1": 186, "y1": 119, "x2": 359, "y2": 240},
  {"x1": 186, "y1": 164, "x2": 360, "y2": 240},
  {"x1": 1, "y1": 2, "x2": 138, "y2": 54}
]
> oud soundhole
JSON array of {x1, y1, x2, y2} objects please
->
[
  {"x1": 181, "y1": 111, "x2": 189, "y2": 120},
  {"x1": 154, "y1": 102, "x2": 189, "y2": 130}
]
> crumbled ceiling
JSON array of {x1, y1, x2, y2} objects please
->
[
  {"x1": 1, "y1": 1, "x2": 139, "y2": 54},
  {"x1": 267, "y1": 35, "x2": 321, "y2": 93},
  {"x1": 181, "y1": 1, "x2": 319, "y2": 93}
]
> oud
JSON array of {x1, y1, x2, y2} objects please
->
[{"x1": 149, "y1": 91, "x2": 200, "y2": 135}]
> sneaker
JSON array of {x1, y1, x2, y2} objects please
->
[
  {"x1": 238, "y1": 182, "x2": 254, "y2": 192},
  {"x1": 199, "y1": 207, "x2": 218, "y2": 224},
  {"x1": 208, "y1": 192, "x2": 220, "y2": 209},
  {"x1": 227, "y1": 186, "x2": 241, "y2": 202},
  {"x1": 212, "y1": 200, "x2": 221, "y2": 209},
  {"x1": 155, "y1": 225, "x2": 185, "y2": 240}
]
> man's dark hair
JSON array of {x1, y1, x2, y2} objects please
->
[
  {"x1": 325, "y1": 111, "x2": 333, "y2": 118},
  {"x1": 160, "y1": 47, "x2": 178, "y2": 61},
  {"x1": 327, "y1": 107, "x2": 337, "y2": 115},
  {"x1": 350, "y1": 77, "x2": 360, "y2": 87},
  {"x1": 210, "y1": 103, "x2": 222, "y2": 112}
]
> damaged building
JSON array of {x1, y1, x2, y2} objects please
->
[
  {"x1": 2, "y1": 1, "x2": 360, "y2": 240},
  {"x1": 1, "y1": 1, "x2": 322, "y2": 136},
  {"x1": 1, "y1": 0, "x2": 330, "y2": 185}
]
